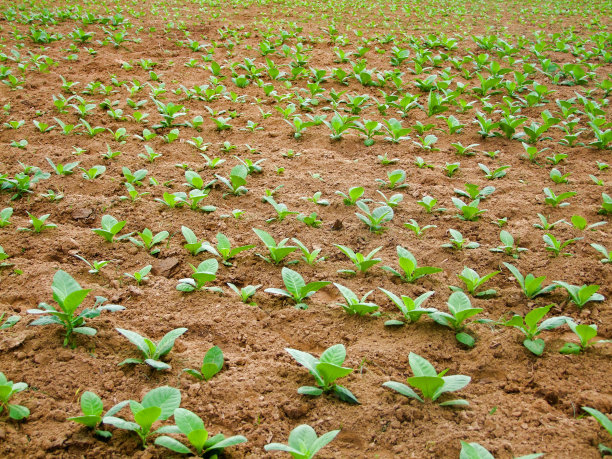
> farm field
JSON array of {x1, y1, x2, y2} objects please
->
[{"x1": 0, "y1": 0, "x2": 611, "y2": 457}]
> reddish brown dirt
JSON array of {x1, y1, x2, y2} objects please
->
[{"x1": 0, "y1": 0, "x2": 610, "y2": 458}]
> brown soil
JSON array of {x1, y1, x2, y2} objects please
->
[{"x1": 0, "y1": 0, "x2": 610, "y2": 458}]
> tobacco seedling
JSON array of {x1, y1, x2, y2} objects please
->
[
  {"x1": 81, "y1": 165, "x2": 106, "y2": 180},
  {"x1": 355, "y1": 201, "x2": 394, "y2": 233},
  {"x1": 404, "y1": 219, "x2": 436, "y2": 238},
  {"x1": 124, "y1": 265, "x2": 152, "y2": 285},
  {"x1": 454, "y1": 183, "x2": 495, "y2": 201},
  {"x1": 543, "y1": 187, "x2": 576, "y2": 207},
  {"x1": 129, "y1": 229, "x2": 169, "y2": 255},
  {"x1": 18, "y1": 213, "x2": 57, "y2": 233},
  {"x1": 201, "y1": 233, "x2": 254, "y2": 266},
  {"x1": 333, "y1": 283, "x2": 379, "y2": 316},
  {"x1": 451, "y1": 198, "x2": 487, "y2": 221},
  {"x1": 581, "y1": 407, "x2": 612, "y2": 455},
  {"x1": 417, "y1": 195, "x2": 445, "y2": 213},
  {"x1": 335, "y1": 186, "x2": 366, "y2": 205},
  {"x1": 215, "y1": 164, "x2": 248, "y2": 196},
  {"x1": 102, "y1": 386, "x2": 181, "y2": 447},
  {"x1": 302, "y1": 191, "x2": 329, "y2": 206},
  {"x1": 490, "y1": 230, "x2": 528, "y2": 258},
  {"x1": 543, "y1": 233, "x2": 582, "y2": 257},
  {"x1": 92, "y1": 215, "x2": 129, "y2": 243},
  {"x1": 0, "y1": 207, "x2": 12, "y2": 227},
  {"x1": 265, "y1": 424, "x2": 339, "y2": 459},
  {"x1": 568, "y1": 215, "x2": 607, "y2": 231},
  {"x1": 297, "y1": 212, "x2": 322, "y2": 228},
  {"x1": 591, "y1": 243, "x2": 612, "y2": 263},
  {"x1": 253, "y1": 228, "x2": 298, "y2": 264},
  {"x1": 263, "y1": 197, "x2": 298, "y2": 223},
  {"x1": 0, "y1": 372, "x2": 29, "y2": 420},
  {"x1": 533, "y1": 214, "x2": 565, "y2": 230},
  {"x1": 68, "y1": 391, "x2": 128, "y2": 438},
  {"x1": 183, "y1": 346, "x2": 224, "y2": 380},
  {"x1": 379, "y1": 289, "x2": 436, "y2": 326},
  {"x1": 430, "y1": 292, "x2": 484, "y2": 347},
  {"x1": 503, "y1": 263, "x2": 557, "y2": 299},
  {"x1": 600, "y1": 193, "x2": 612, "y2": 215},
  {"x1": 382, "y1": 246, "x2": 442, "y2": 283},
  {"x1": 291, "y1": 239, "x2": 325, "y2": 265},
  {"x1": 27, "y1": 270, "x2": 124, "y2": 347},
  {"x1": 0, "y1": 313, "x2": 20, "y2": 329},
  {"x1": 285, "y1": 344, "x2": 359, "y2": 404},
  {"x1": 414, "y1": 156, "x2": 434, "y2": 169},
  {"x1": 227, "y1": 283, "x2": 261, "y2": 305},
  {"x1": 335, "y1": 244, "x2": 382, "y2": 275},
  {"x1": 375, "y1": 169, "x2": 408, "y2": 189},
  {"x1": 552, "y1": 282, "x2": 604, "y2": 308},
  {"x1": 117, "y1": 327, "x2": 187, "y2": 370},
  {"x1": 459, "y1": 441, "x2": 543, "y2": 459},
  {"x1": 383, "y1": 352, "x2": 470, "y2": 406},
  {"x1": 451, "y1": 267, "x2": 499, "y2": 297},
  {"x1": 265, "y1": 267, "x2": 330, "y2": 309},
  {"x1": 444, "y1": 162, "x2": 460, "y2": 177},
  {"x1": 46, "y1": 158, "x2": 79, "y2": 176},
  {"x1": 560, "y1": 320, "x2": 611, "y2": 354},
  {"x1": 155, "y1": 408, "x2": 247, "y2": 456},
  {"x1": 176, "y1": 259, "x2": 220, "y2": 292},
  {"x1": 501, "y1": 304, "x2": 567, "y2": 355},
  {"x1": 74, "y1": 255, "x2": 112, "y2": 274},
  {"x1": 181, "y1": 226, "x2": 207, "y2": 255},
  {"x1": 441, "y1": 229, "x2": 479, "y2": 250},
  {"x1": 376, "y1": 191, "x2": 403, "y2": 208}
]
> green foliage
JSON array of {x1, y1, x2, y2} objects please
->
[
  {"x1": 117, "y1": 327, "x2": 187, "y2": 370},
  {"x1": 429, "y1": 292, "x2": 484, "y2": 347},
  {"x1": 380, "y1": 289, "x2": 436, "y2": 326},
  {"x1": 286, "y1": 344, "x2": 359, "y2": 404},
  {"x1": 451, "y1": 267, "x2": 499, "y2": 297},
  {"x1": 335, "y1": 244, "x2": 382, "y2": 275},
  {"x1": 582, "y1": 407, "x2": 612, "y2": 454},
  {"x1": 383, "y1": 353, "x2": 470, "y2": 406},
  {"x1": 501, "y1": 304, "x2": 567, "y2": 355},
  {"x1": 265, "y1": 424, "x2": 339, "y2": 459},
  {"x1": 155, "y1": 408, "x2": 247, "y2": 456},
  {"x1": 333, "y1": 283, "x2": 379, "y2": 316},
  {"x1": 561, "y1": 321, "x2": 611, "y2": 354},
  {"x1": 552, "y1": 281, "x2": 604, "y2": 308},
  {"x1": 92, "y1": 215, "x2": 129, "y2": 243},
  {"x1": 27, "y1": 271, "x2": 124, "y2": 347},
  {"x1": 0, "y1": 372, "x2": 29, "y2": 420},
  {"x1": 381, "y1": 246, "x2": 442, "y2": 283},
  {"x1": 68, "y1": 391, "x2": 128, "y2": 438},
  {"x1": 176, "y1": 259, "x2": 219, "y2": 292},
  {"x1": 102, "y1": 386, "x2": 181, "y2": 447},
  {"x1": 503, "y1": 263, "x2": 557, "y2": 299},
  {"x1": 183, "y1": 346, "x2": 224, "y2": 380},
  {"x1": 253, "y1": 228, "x2": 298, "y2": 264},
  {"x1": 265, "y1": 267, "x2": 330, "y2": 309}
]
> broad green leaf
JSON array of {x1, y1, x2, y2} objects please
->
[
  {"x1": 141, "y1": 386, "x2": 181, "y2": 420},
  {"x1": 81, "y1": 391, "x2": 103, "y2": 416},
  {"x1": 382, "y1": 381, "x2": 423, "y2": 402},
  {"x1": 155, "y1": 436, "x2": 192, "y2": 454},
  {"x1": 134, "y1": 406, "x2": 162, "y2": 432},
  {"x1": 282, "y1": 267, "x2": 305, "y2": 298},
  {"x1": 174, "y1": 408, "x2": 204, "y2": 435},
  {"x1": 155, "y1": 327, "x2": 188, "y2": 358},
  {"x1": 409, "y1": 352, "x2": 437, "y2": 377}
]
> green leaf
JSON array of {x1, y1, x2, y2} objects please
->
[
  {"x1": 382, "y1": 381, "x2": 423, "y2": 402},
  {"x1": 68, "y1": 414, "x2": 102, "y2": 428},
  {"x1": 144, "y1": 359, "x2": 171, "y2": 370},
  {"x1": 134, "y1": 406, "x2": 162, "y2": 432},
  {"x1": 141, "y1": 386, "x2": 181, "y2": 420},
  {"x1": 8, "y1": 404, "x2": 30, "y2": 420},
  {"x1": 333, "y1": 384, "x2": 360, "y2": 404},
  {"x1": 282, "y1": 267, "x2": 305, "y2": 298},
  {"x1": 81, "y1": 391, "x2": 103, "y2": 416},
  {"x1": 155, "y1": 327, "x2": 188, "y2": 358},
  {"x1": 319, "y1": 344, "x2": 346, "y2": 366},
  {"x1": 456, "y1": 332, "x2": 475, "y2": 347},
  {"x1": 174, "y1": 408, "x2": 205, "y2": 435},
  {"x1": 409, "y1": 352, "x2": 437, "y2": 377},
  {"x1": 201, "y1": 346, "x2": 224, "y2": 380},
  {"x1": 524, "y1": 338, "x2": 545, "y2": 356},
  {"x1": 297, "y1": 386, "x2": 323, "y2": 396},
  {"x1": 408, "y1": 376, "x2": 444, "y2": 400},
  {"x1": 206, "y1": 435, "x2": 247, "y2": 451},
  {"x1": 582, "y1": 407, "x2": 612, "y2": 436},
  {"x1": 116, "y1": 328, "x2": 150, "y2": 356},
  {"x1": 155, "y1": 436, "x2": 192, "y2": 454},
  {"x1": 460, "y1": 441, "x2": 495, "y2": 459},
  {"x1": 559, "y1": 342, "x2": 581, "y2": 354},
  {"x1": 102, "y1": 416, "x2": 139, "y2": 431},
  {"x1": 316, "y1": 362, "x2": 353, "y2": 384}
]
